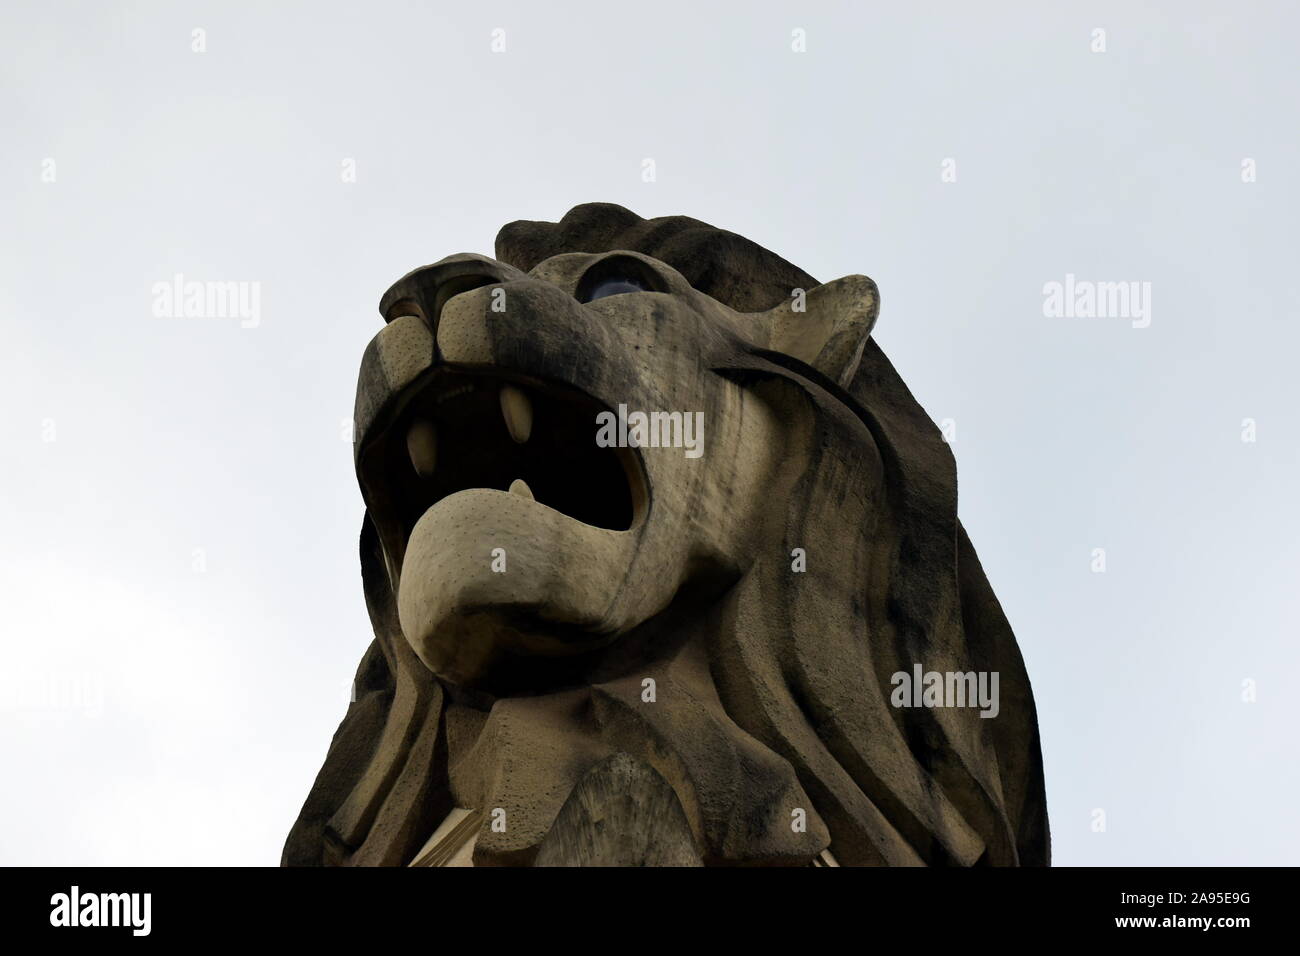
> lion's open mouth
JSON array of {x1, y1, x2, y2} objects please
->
[{"x1": 362, "y1": 368, "x2": 647, "y2": 571}]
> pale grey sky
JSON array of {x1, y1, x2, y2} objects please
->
[{"x1": 2, "y1": 0, "x2": 1297, "y2": 865}]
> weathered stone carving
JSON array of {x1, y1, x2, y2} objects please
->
[{"x1": 283, "y1": 203, "x2": 1050, "y2": 866}]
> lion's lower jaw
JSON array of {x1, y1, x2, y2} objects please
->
[{"x1": 394, "y1": 487, "x2": 659, "y2": 689}]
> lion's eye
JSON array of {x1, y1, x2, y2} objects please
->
[{"x1": 580, "y1": 274, "x2": 650, "y2": 303}]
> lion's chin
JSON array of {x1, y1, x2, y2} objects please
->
[
  {"x1": 395, "y1": 488, "x2": 650, "y2": 690},
  {"x1": 400, "y1": 607, "x2": 625, "y2": 691}
]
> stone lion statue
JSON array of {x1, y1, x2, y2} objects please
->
[{"x1": 283, "y1": 203, "x2": 1050, "y2": 866}]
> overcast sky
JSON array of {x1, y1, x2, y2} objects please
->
[{"x1": 2, "y1": 0, "x2": 1297, "y2": 865}]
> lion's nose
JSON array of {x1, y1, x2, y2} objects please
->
[{"x1": 378, "y1": 253, "x2": 528, "y2": 342}]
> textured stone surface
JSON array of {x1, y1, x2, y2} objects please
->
[
  {"x1": 535, "y1": 754, "x2": 703, "y2": 867},
  {"x1": 283, "y1": 203, "x2": 1050, "y2": 867}
]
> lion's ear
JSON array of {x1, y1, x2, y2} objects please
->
[{"x1": 745, "y1": 275, "x2": 879, "y2": 387}]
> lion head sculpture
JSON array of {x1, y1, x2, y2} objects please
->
[{"x1": 283, "y1": 203, "x2": 1050, "y2": 867}]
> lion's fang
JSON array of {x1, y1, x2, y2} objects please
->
[
  {"x1": 499, "y1": 384, "x2": 533, "y2": 443},
  {"x1": 406, "y1": 419, "x2": 438, "y2": 479}
]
